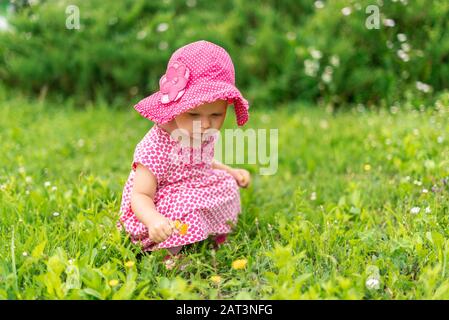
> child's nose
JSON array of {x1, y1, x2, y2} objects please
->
[{"x1": 201, "y1": 117, "x2": 211, "y2": 129}]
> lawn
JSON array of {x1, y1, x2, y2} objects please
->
[{"x1": 1, "y1": 94, "x2": 449, "y2": 299}]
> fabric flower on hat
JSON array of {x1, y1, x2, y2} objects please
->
[{"x1": 159, "y1": 61, "x2": 190, "y2": 104}]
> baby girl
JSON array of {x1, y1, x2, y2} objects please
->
[{"x1": 118, "y1": 40, "x2": 251, "y2": 269}]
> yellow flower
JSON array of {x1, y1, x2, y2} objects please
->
[
  {"x1": 125, "y1": 261, "x2": 135, "y2": 268},
  {"x1": 364, "y1": 164, "x2": 371, "y2": 171},
  {"x1": 210, "y1": 275, "x2": 222, "y2": 284},
  {"x1": 108, "y1": 279, "x2": 119, "y2": 287},
  {"x1": 179, "y1": 223, "x2": 189, "y2": 236},
  {"x1": 174, "y1": 219, "x2": 189, "y2": 236},
  {"x1": 231, "y1": 259, "x2": 248, "y2": 270}
]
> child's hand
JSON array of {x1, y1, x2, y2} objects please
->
[
  {"x1": 229, "y1": 168, "x2": 251, "y2": 188},
  {"x1": 145, "y1": 212, "x2": 176, "y2": 243}
]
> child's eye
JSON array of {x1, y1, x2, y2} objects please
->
[
  {"x1": 212, "y1": 113, "x2": 222, "y2": 117},
  {"x1": 188, "y1": 113, "x2": 199, "y2": 117}
]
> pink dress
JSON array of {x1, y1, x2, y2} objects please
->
[{"x1": 118, "y1": 124, "x2": 241, "y2": 252}]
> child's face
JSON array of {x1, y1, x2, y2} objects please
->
[{"x1": 173, "y1": 99, "x2": 228, "y2": 138}]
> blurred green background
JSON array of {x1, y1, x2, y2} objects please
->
[
  {"x1": 2, "y1": 0, "x2": 449, "y2": 300},
  {"x1": 0, "y1": 0, "x2": 448, "y2": 109}
]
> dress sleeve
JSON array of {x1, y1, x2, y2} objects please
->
[{"x1": 131, "y1": 140, "x2": 171, "y2": 185}]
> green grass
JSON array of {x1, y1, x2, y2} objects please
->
[{"x1": 1, "y1": 93, "x2": 449, "y2": 299}]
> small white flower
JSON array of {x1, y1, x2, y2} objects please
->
[
  {"x1": 416, "y1": 81, "x2": 432, "y2": 93},
  {"x1": 186, "y1": 0, "x2": 197, "y2": 7},
  {"x1": 413, "y1": 180, "x2": 422, "y2": 186},
  {"x1": 422, "y1": 189, "x2": 428, "y2": 193},
  {"x1": 437, "y1": 136, "x2": 444, "y2": 144},
  {"x1": 68, "y1": 259, "x2": 73, "y2": 264},
  {"x1": 401, "y1": 43, "x2": 411, "y2": 52},
  {"x1": 341, "y1": 7, "x2": 352, "y2": 16},
  {"x1": 425, "y1": 207, "x2": 431, "y2": 213},
  {"x1": 77, "y1": 139, "x2": 85, "y2": 148},
  {"x1": 158, "y1": 41, "x2": 168, "y2": 51},
  {"x1": 51, "y1": 186, "x2": 57, "y2": 192},
  {"x1": 286, "y1": 31, "x2": 296, "y2": 41},
  {"x1": 330, "y1": 55, "x2": 340, "y2": 67},
  {"x1": 136, "y1": 30, "x2": 147, "y2": 40},
  {"x1": 0, "y1": 16, "x2": 11, "y2": 32},
  {"x1": 310, "y1": 48, "x2": 322, "y2": 60},
  {"x1": 322, "y1": 72, "x2": 332, "y2": 84},
  {"x1": 157, "y1": 22, "x2": 169, "y2": 33},
  {"x1": 410, "y1": 207, "x2": 420, "y2": 214},
  {"x1": 44, "y1": 181, "x2": 51, "y2": 187},
  {"x1": 386, "y1": 40, "x2": 394, "y2": 49},
  {"x1": 314, "y1": 1, "x2": 324, "y2": 9},
  {"x1": 365, "y1": 277, "x2": 380, "y2": 290},
  {"x1": 18, "y1": 167, "x2": 26, "y2": 174},
  {"x1": 415, "y1": 50, "x2": 425, "y2": 57},
  {"x1": 25, "y1": 176, "x2": 33, "y2": 183},
  {"x1": 383, "y1": 19, "x2": 396, "y2": 27},
  {"x1": 397, "y1": 33, "x2": 407, "y2": 42},
  {"x1": 304, "y1": 59, "x2": 319, "y2": 77},
  {"x1": 320, "y1": 120, "x2": 329, "y2": 129},
  {"x1": 310, "y1": 192, "x2": 317, "y2": 201},
  {"x1": 246, "y1": 35, "x2": 256, "y2": 45},
  {"x1": 260, "y1": 114, "x2": 270, "y2": 124},
  {"x1": 397, "y1": 49, "x2": 410, "y2": 62},
  {"x1": 102, "y1": 245, "x2": 107, "y2": 250},
  {"x1": 22, "y1": 252, "x2": 28, "y2": 257},
  {"x1": 53, "y1": 212, "x2": 60, "y2": 217}
]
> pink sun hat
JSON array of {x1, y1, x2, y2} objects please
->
[{"x1": 134, "y1": 40, "x2": 250, "y2": 126}]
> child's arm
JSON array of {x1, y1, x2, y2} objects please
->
[
  {"x1": 131, "y1": 163, "x2": 175, "y2": 243},
  {"x1": 211, "y1": 159, "x2": 233, "y2": 173},
  {"x1": 212, "y1": 159, "x2": 251, "y2": 188}
]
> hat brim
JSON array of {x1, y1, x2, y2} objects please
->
[{"x1": 134, "y1": 80, "x2": 249, "y2": 126}]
